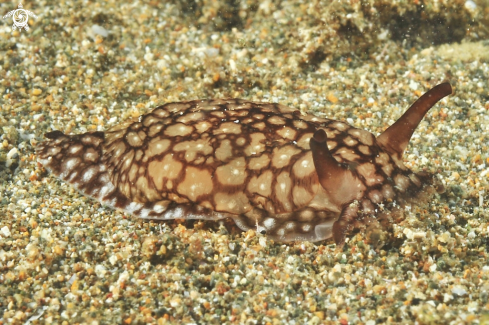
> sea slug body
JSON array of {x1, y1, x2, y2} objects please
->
[{"x1": 36, "y1": 83, "x2": 452, "y2": 248}]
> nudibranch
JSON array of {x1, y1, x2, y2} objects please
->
[{"x1": 36, "y1": 82, "x2": 452, "y2": 247}]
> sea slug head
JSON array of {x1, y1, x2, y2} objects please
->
[{"x1": 310, "y1": 82, "x2": 453, "y2": 248}]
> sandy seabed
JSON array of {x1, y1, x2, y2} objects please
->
[{"x1": 1, "y1": 0, "x2": 489, "y2": 324}]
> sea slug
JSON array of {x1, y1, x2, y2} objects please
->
[{"x1": 36, "y1": 82, "x2": 452, "y2": 247}]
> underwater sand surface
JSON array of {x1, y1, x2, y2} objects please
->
[{"x1": 0, "y1": 1, "x2": 489, "y2": 324}]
